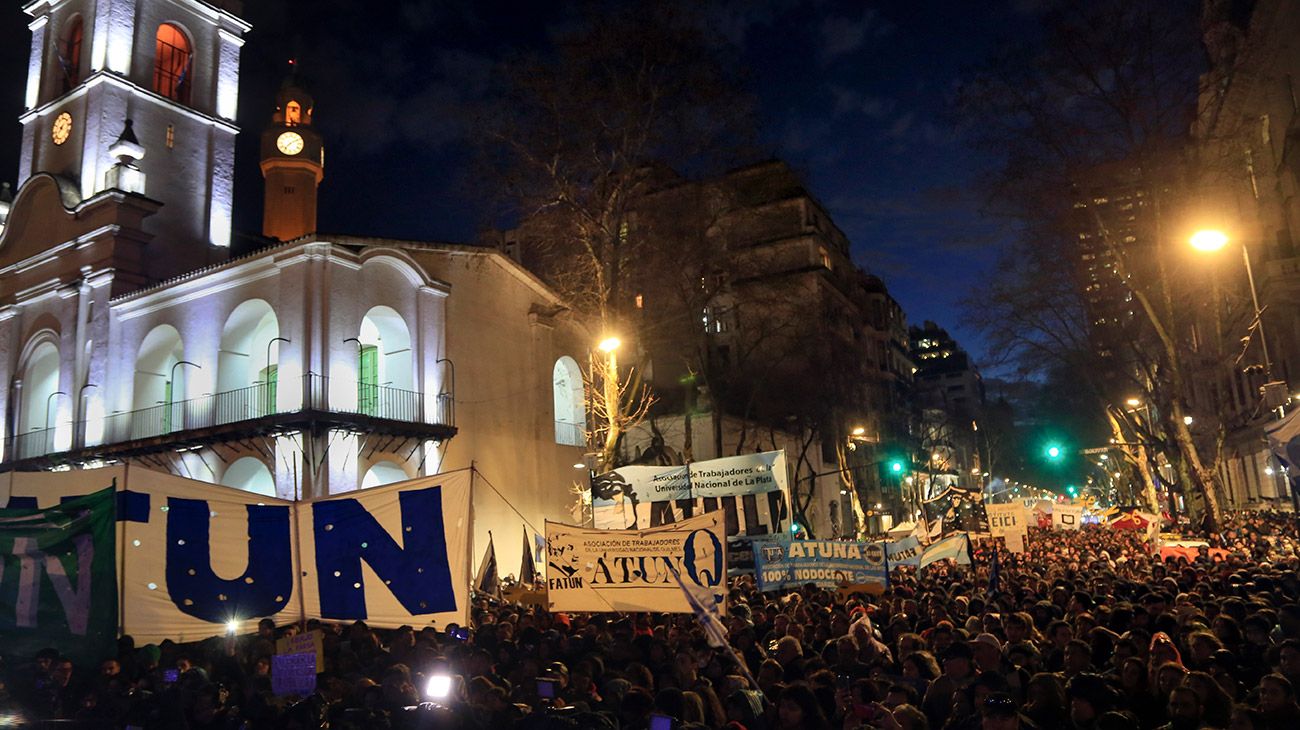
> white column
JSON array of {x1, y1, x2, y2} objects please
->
[
  {"x1": 215, "y1": 29, "x2": 244, "y2": 121},
  {"x1": 92, "y1": 0, "x2": 136, "y2": 76},
  {"x1": 24, "y1": 15, "x2": 48, "y2": 111}
]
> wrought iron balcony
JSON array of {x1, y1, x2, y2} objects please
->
[{"x1": 4, "y1": 373, "x2": 455, "y2": 466}]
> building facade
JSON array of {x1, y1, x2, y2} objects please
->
[
  {"x1": 1196, "y1": 0, "x2": 1300, "y2": 507},
  {"x1": 0, "y1": 0, "x2": 592, "y2": 572}
]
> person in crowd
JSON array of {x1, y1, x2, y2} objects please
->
[{"x1": 2, "y1": 516, "x2": 1299, "y2": 729}]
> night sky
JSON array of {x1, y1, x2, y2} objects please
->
[{"x1": 0, "y1": 0, "x2": 1050, "y2": 366}]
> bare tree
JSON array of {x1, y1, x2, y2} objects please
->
[
  {"x1": 957, "y1": 0, "x2": 1252, "y2": 530},
  {"x1": 478, "y1": 5, "x2": 754, "y2": 471}
]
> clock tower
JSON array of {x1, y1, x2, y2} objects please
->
[{"x1": 260, "y1": 72, "x2": 323, "y2": 242}]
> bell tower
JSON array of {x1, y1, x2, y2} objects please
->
[
  {"x1": 15, "y1": 0, "x2": 250, "y2": 262},
  {"x1": 260, "y1": 68, "x2": 323, "y2": 242}
]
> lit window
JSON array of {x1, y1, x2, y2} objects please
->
[
  {"x1": 153, "y1": 23, "x2": 192, "y2": 104},
  {"x1": 819, "y1": 246, "x2": 832, "y2": 269},
  {"x1": 285, "y1": 100, "x2": 302, "y2": 126},
  {"x1": 635, "y1": 294, "x2": 644, "y2": 309},
  {"x1": 165, "y1": 124, "x2": 175, "y2": 149},
  {"x1": 59, "y1": 17, "x2": 84, "y2": 93}
]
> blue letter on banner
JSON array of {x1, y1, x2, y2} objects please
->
[
  {"x1": 165, "y1": 498, "x2": 293, "y2": 623},
  {"x1": 312, "y1": 486, "x2": 455, "y2": 620}
]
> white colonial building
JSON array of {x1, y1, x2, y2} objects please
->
[{"x1": 0, "y1": 0, "x2": 594, "y2": 571}]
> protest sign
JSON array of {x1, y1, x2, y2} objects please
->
[
  {"x1": 3, "y1": 465, "x2": 474, "y2": 644},
  {"x1": 1004, "y1": 531, "x2": 1025, "y2": 554},
  {"x1": 0, "y1": 487, "x2": 118, "y2": 666},
  {"x1": 272, "y1": 652, "x2": 318, "y2": 696},
  {"x1": 922, "y1": 486, "x2": 988, "y2": 537},
  {"x1": 986, "y1": 503, "x2": 1028, "y2": 538},
  {"x1": 1054, "y1": 504, "x2": 1084, "y2": 530},
  {"x1": 591, "y1": 452, "x2": 789, "y2": 537},
  {"x1": 751, "y1": 538, "x2": 888, "y2": 592},
  {"x1": 545, "y1": 511, "x2": 726, "y2": 613},
  {"x1": 886, "y1": 536, "x2": 923, "y2": 567},
  {"x1": 276, "y1": 630, "x2": 325, "y2": 673}
]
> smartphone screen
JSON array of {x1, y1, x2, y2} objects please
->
[
  {"x1": 649, "y1": 714, "x2": 674, "y2": 730},
  {"x1": 536, "y1": 679, "x2": 555, "y2": 699},
  {"x1": 163, "y1": 669, "x2": 179, "y2": 684}
]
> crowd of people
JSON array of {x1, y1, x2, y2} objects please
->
[{"x1": 2, "y1": 510, "x2": 1300, "y2": 730}]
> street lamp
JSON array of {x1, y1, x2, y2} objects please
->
[
  {"x1": 166, "y1": 361, "x2": 200, "y2": 431},
  {"x1": 596, "y1": 336, "x2": 620, "y2": 470},
  {"x1": 1189, "y1": 229, "x2": 1273, "y2": 381}
]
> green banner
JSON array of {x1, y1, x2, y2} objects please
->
[{"x1": 0, "y1": 487, "x2": 117, "y2": 666}]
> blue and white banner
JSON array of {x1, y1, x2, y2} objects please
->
[
  {"x1": 0, "y1": 466, "x2": 472, "y2": 643},
  {"x1": 752, "y1": 538, "x2": 887, "y2": 592},
  {"x1": 886, "y1": 536, "x2": 924, "y2": 567},
  {"x1": 545, "y1": 510, "x2": 726, "y2": 613},
  {"x1": 918, "y1": 533, "x2": 972, "y2": 569},
  {"x1": 591, "y1": 451, "x2": 790, "y2": 537}
]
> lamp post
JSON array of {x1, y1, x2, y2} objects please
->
[
  {"x1": 597, "y1": 337, "x2": 620, "y2": 471},
  {"x1": 167, "y1": 360, "x2": 199, "y2": 431},
  {"x1": 1189, "y1": 229, "x2": 1274, "y2": 382}
]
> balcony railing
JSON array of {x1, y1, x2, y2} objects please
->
[{"x1": 6, "y1": 373, "x2": 454, "y2": 462}]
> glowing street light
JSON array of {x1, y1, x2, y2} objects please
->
[
  {"x1": 1125, "y1": 397, "x2": 1141, "y2": 407},
  {"x1": 1189, "y1": 229, "x2": 1273, "y2": 381},
  {"x1": 851, "y1": 426, "x2": 866, "y2": 437},
  {"x1": 1189, "y1": 228, "x2": 1229, "y2": 252},
  {"x1": 597, "y1": 337, "x2": 621, "y2": 353}
]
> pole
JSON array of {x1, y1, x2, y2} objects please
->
[
  {"x1": 602, "y1": 346, "x2": 619, "y2": 470},
  {"x1": 1241, "y1": 244, "x2": 1273, "y2": 381}
]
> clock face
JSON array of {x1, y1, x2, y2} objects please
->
[
  {"x1": 51, "y1": 112, "x2": 73, "y2": 145},
  {"x1": 276, "y1": 131, "x2": 305, "y2": 155}
]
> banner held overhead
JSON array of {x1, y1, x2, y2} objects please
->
[
  {"x1": 545, "y1": 510, "x2": 727, "y2": 613},
  {"x1": 0, "y1": 487, "x2": 118, "y2": 665}
]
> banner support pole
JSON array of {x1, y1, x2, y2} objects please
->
[
  {"x1": 290, "y1": 458, "x2": 307, "y2": 632},
  {"x1": 115, "y1": 472, "x2": 125, "y2": 639}
]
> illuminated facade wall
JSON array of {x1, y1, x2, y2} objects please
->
[{"x1": 17, "y1": 0, "x2": 249, "y2": 265}]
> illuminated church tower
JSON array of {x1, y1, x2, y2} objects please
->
[{"x1": 260, "y1": 70, "x2": 323, "y2": 241}]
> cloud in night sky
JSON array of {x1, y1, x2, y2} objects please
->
[
  {"x1": 0, "y1": 0, "x2": 1046, "y2": 362},
  {"x1": 819, "y1": 8, "x2": 895, "y2": 60}
]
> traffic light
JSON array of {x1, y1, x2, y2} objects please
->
[
  {"x1": 1067, "y1": 485, "x2": 1078, "y2": 497},
  {"x1": 889, "y1": 460, "x2": 904, "y2": 474},
  {"x1": 1045, "y1": 444, "x2": 1063, "y2": 460}
]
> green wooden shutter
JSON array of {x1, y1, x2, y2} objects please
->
[
  {"x1": 259, "y1": 364, "x2": 278, "y2": 416},
  {"x1": 359, "y1": 345, "x2": 379, "y2": 416}
]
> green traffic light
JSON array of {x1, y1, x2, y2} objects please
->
[
  {"x1": 1046, "y1": 445, "x2": 1062, "y2": 459},
  {"x1": 890, "y1": 461, "x2": 904, "y2": 473}
]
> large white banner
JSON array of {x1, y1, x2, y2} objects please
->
[
  {"x1": 591, "y1": 451, "x2": 789, "y2": 537},
  {"x1": 986, "y1": 503, "x2": 1029, "y2": 538},
  {"x1": 1054, "y1": 503, "x2": 1084, "y2": 530},
  {"x1": 545, "y1": 510, "x2": 726, "y2": 613},
  {"x1": 1, "y1": 466, "x2": 472, "y2": 643}
]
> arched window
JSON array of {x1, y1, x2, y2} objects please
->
[
  {"x1": 217, "y1": 300, "x2": 280, "y2": 420},
  {"x1": 358, "y1": 306, "x2": 413, "y2": 418},
  {"x1": 16, "y1": 340, "x2": 61, "y2": 459},
  {"x1": 153, "y1": 23, "x2": 192, "y2": 104},
  {"x1": 285, "y1": 100, "x2": 301, "y2": 126},
  {"x1": 59, "y1": 16, "x2": 83, "y2": 93},
  {"x1": 553, "y1": 356, "x2": 586, "y2": 446},
  {"x1": 220, "y1": 457, "x2": 276, "y2": 497},
  {"x1": 132, "y1": 325, "x2": 186, "y2": 438},
  {"x1": 361, "y1": 460, "x2": 409, "y2": 489}
]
